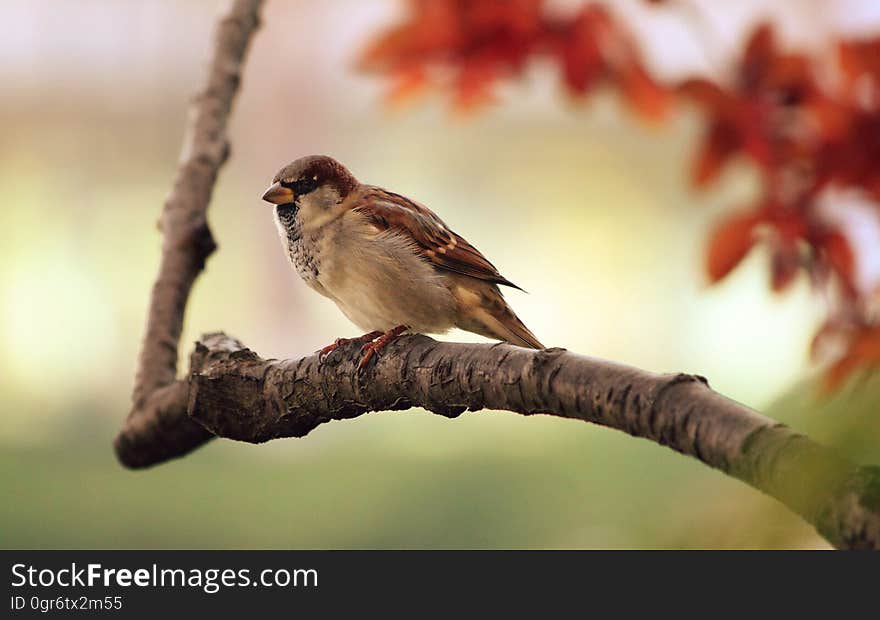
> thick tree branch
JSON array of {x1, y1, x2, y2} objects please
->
[
  {"x1": 118, "y1": 332, "x2": 880, "y2": 550},
  {"x1": 118, "y1": 0, "x2": 264, "y2": 466},
  {"x1": 116, "y1": 0, "x2": 880, "y2": 550}
]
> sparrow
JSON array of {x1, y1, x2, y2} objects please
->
[{"x1": 261, "y1": 155, "x2": 544, "y2": 368}]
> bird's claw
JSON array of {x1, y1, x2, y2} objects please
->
[
  {"x1": 356, "y1": 325, "x2": 408, "y2": 373},
  {"x1": 317, "y1": 331, "x2": 383, "y2": 364}
]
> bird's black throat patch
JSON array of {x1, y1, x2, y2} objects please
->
[{"x1": 275, "y1": 202, "x2": 298, "y2": 221}]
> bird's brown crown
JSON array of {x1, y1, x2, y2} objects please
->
[{"x1": 272, "y1": 155, "x2": 359, "y2": 199}]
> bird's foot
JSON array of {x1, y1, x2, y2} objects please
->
[
  {"x1": 358, "y1": 325, "x2": 409, "y2": 372},
  {"x1": 317, "y1": 331, "x2": 383, "y2": 363}
]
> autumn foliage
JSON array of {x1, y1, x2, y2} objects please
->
[{"x1": 362, "y1": 0, "x2": 880, "y2": 390}]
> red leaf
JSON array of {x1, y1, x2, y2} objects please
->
[
  {"x1": 769, "y1": 210, "x2": 808, "y2": 243},
  {"x1": 839, "y1": 38, "x2": 880, "y2": 93},
  {"x1": 693, "y1": 121, "x2": 739, "y2": 187},
  {"x1": 820, "y1": 231, "x2": 857, "y2": 295},
  {"x1": 359, "y1": 0, "x2": 460, "y2": 71},
  {"x1": 706, "y1": 211, "x2": 762, "y2": 282},
  {"x1": 741, "y1": 24, "x2": 776, "y2": 89},
  {"x1": 558, "y1": 30, "x2": 603, "y2": 94},
  {"x1": 678, "y1": 78, "x2": 727, "y2": 108},
  {"x1": 825, "y1": 325, "x2": 880, "y2": 390},
  {"x1": 386, "y1": 68, "x2": 428, "y2": 105},
  {"x1": 618, "y1": 61, "x2": 670, "y2": 121},
  {"x1": 454, "y1": 57, "x2": 499, "y2": 110},
  {"x1": 770, "y1": 242, "x2": 801, "y2": 293}
]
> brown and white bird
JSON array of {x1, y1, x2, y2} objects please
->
[{"x1": 261, "y1": 155, "x2": 543, "y2": 367}]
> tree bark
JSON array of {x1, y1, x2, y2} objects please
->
[
  {"x1": 116, "y1": 0, "x2": 880, "y2": 550},
  {"x1": 119, "y1": 0, "x2": 263, "y2": 466},
  {"x1": 118, "y1": 331, "x2": 880, "y2": 550}
]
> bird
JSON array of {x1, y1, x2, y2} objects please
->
[{"x1": 261, "y1": 155, "x2": 544, "y2": 368}]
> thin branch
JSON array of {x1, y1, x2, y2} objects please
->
[{"x1": 117, "y1": 0, "x2": 264, "y2": 465}]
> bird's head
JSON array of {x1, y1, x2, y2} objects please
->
[{"x1": 261, "y1": 155, "x2": 358, "y2": 227}]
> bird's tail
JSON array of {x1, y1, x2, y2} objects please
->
[
  {"x1": 492, "y1": 308, "x2": 545, "y2": 349},
  {"x1": 456, "y1": 283, "x2": 545, "y2": 349}
]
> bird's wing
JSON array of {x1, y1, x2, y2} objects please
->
[{"x1": 351, "y1": 186, "x2": 523, "y2": 290}]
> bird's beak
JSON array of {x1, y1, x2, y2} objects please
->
[{"x1": 261, "y1": 182, "x2": 295, "y2": 205}]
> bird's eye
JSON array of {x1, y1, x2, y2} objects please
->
[
  {"x1": 280, "y1": 177, "x2": 319, "y2": 196},
  {"x1": 297, "y1": 177, "x2": 318, "y2": 194}
]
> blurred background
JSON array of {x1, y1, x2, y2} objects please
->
[{"x1": 2, "y1": 0, "x2": 879, "y2": 549}]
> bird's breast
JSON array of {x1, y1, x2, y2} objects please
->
[
  {"x1": 274, "y1": 208, "x2": 322, "y2": 284},
  {"x1": 291, "y1": 236, "x2": 321, "y2": 283},
  {"x1": 274, "y1": 211, "x2": 458, "y2": 333}
]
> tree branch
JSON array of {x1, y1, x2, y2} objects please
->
[
  {"x1": 117, "y1": 0, "x2": 264, "y2": 466},
  {"x1": 115, "y1": 0, "x2": 880, "y2": 550},
  {"x1": 118, "y1": 331, "x2": 880, "y2": 550}
]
